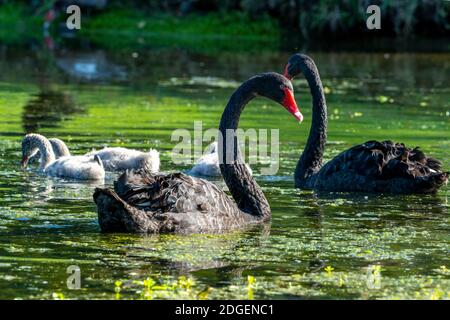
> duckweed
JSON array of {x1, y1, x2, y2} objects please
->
[{"x1": 0, "y1": 50, "x2": 448, "y2": 300}]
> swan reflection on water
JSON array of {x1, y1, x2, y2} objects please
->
[
  {"x1": 298, "y1": 190, "x2": 448, "y2": 217},
  {"x1": 99, "y1": 223, "x2": 272, "y2": 277},
  {"x1": 22, "y1": 90, "x2": 84, "y2": 133},
  {"x1": 18, "y1": 170, "x2": 104, "y2": 202}
]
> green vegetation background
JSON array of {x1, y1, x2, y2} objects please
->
[{"x1": 0, "y1": 0, "x2": 449, "y2": 48}]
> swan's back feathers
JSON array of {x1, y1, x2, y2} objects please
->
[
  {"x1": 45, "y1": 155, "x2": 105, "y2": 180},
  {"x1": 191, "y1": 152, "x2": 221, "y2": 176},
  {"x1": 315, "y1": 140, "x2": 448, "y2": 193},
  {"x1": 350, "y1": 140, "x2": 443, "y2": 179},
  {"x1": 94, "y1": 169, "x2": 255, "y2": 233},
  {"x1": 114, "y1": 170, "x2": 237, "y2": 214},
  {"x1": 87, "y1": 147, "x2": 160, "y2": 172}
]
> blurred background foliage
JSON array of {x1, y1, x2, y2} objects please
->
[
  {"x1": 0, "y1": 0, "x2": 449, "y2": 38},
  {"x1": 238, "y1": 0, "x2": 450, "y2": 37}
]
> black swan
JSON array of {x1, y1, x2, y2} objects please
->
[
  {"x1": 93, "y1": 73, "x2": 302, "y2": 233},
  {"x1": 284, "y1": 53, "x2": 448, "y2": 193}
]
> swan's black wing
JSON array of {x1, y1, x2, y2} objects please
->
[
  {"x1": 93, "y1": 169, "x2": 255, "y2": 234},
  {"x1": 314, "y1": 140, "x2": 448, "y2": 193}
]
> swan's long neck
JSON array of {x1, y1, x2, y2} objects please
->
[
  {"x1": 295, "y1": 60, "x2": 327, "y2": 188},
  {"x1": 49, "y1": 138, "x2": 71, "y2": 158},
  {"x1": 29, "y1": 134, "x2": 56, "y2": 170},
  {"x1": 219, "y1": 81, "x2": 270, "y2": 221}
]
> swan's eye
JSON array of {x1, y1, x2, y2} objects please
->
[{"x1": 281, "y1": 85, "x2": 293, "y2": 94}]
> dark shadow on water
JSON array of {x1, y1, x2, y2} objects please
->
[{"x1": 22, "y1": 90, "x2": 84, "y2": 132}]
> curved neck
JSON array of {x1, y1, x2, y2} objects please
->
[
  {"x1": 50, "y1": 138, "x2": 71, "y2": 158},
  {"x1": 219, "y1": 81, "x2": 270, "y2": 220},
  {"x1": 295, "y1": 61, "x2": 327, "y2": 187},
  {"x1": 31, "y1": 135, "x2": 56, "y2": 169}
]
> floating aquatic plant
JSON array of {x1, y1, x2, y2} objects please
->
[
  {"x1": 52, "y1": 292, "x2": 65, "y2": 300},
  {"x1": 324, "y1": 266, "x2": 335, "y2": 276}
]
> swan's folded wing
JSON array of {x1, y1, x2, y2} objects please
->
[
  {"x1": 366, "y1": 141, "x2": 444, "y2": 179},
  {"x1": 316, "y1": 140, "x2": 448, "y2": 193},
  {"x1": 321, "y1": 140, "x2": 444, "y2": 179},
  {"x1": 95, "y1": 169, "x2": 253, "y2": 233},
  {"x1": 113, "y1": 169, "x2": 239, "y2": 216},
  {"x1": 45, "y1": 155, "x2": 105, "y2": 180}
]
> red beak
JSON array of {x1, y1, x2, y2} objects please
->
[
  {"x1": 284, "y1": 63, "x2": 292, "y2": 80},
  {"x1": 282, "y1": 88, "x2": 303, "y2": 122}
]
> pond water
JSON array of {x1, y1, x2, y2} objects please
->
[{"x1": 0, "y1": 43, "x2": 449, "y2": 299}]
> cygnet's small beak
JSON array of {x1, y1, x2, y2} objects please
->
[{"x1": 20, "y1": 156, "x2": 29, "y2": 169}]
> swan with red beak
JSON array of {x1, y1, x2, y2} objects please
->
[
  {"x1": 283, "y1": 52, "x2": 448, "y2": 193},
  {"x1": 93, "y1": 72, "x2": 306, "y2": 234}
]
